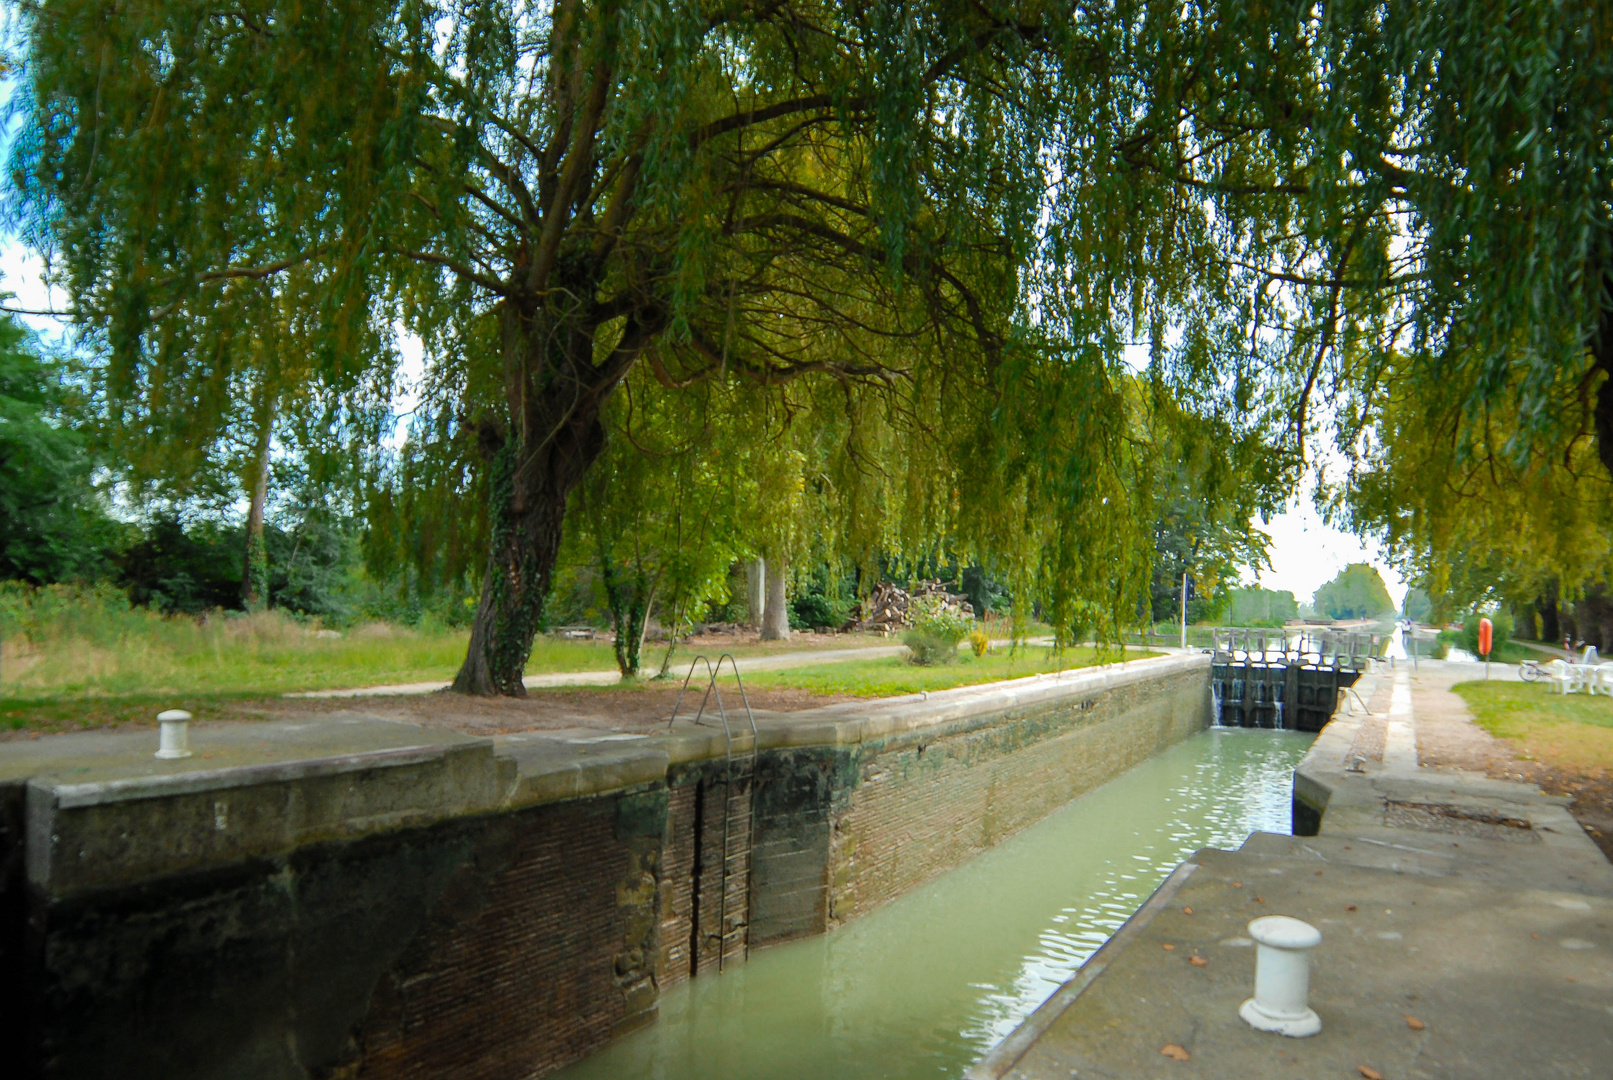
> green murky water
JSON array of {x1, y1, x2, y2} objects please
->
[{"x1": 554, "y1": 728, "x2": 1313, "y2": 1080}]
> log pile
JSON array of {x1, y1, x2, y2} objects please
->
[{"x1": 844, "y1": 580, "x2": 974, "y2": 633}]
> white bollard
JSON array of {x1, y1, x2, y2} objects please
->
[
  {"x1": 1240, "y1": 915, "x2": 1322, "y2": 1037},
  {"x1": 155, "y1": 709, "x2": 193, "y2": 760}
]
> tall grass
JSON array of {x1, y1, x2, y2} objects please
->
[{"x1": 0, "y1": 582, "x2": 617, "y2": 700}]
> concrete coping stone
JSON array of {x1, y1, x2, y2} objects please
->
[{"x1": 37, "y1": 744, "x2": 455, "y2": 809}]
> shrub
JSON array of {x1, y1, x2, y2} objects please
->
[
  {"x1": 968, "y1": 625, "x2": 990, "y2": 657},
  {"x1": 790, "y1": 592, "x2": 848, "y2": 631},
  {"x1": 903, "y1": 596, "x2": 972, "y2": 665},
  {"x1": 1457, "y1": 609, "x2": 1512, "y2": 658}
]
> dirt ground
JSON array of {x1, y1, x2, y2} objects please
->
[
  {"x1": 1413, "y1": 676, "x2": 1613, "y2": 862},
  {"x1": 233, "y1": 683, "x2": 863, "y2": 737}
]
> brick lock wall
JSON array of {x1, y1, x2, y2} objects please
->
[
  {"x1": 355, "y1": 793, "x2": 664, "y2": 1080},
  {"x1": 657, "y1": 769, "x2": 753, "y2": 988},
  {"x1": 826, "y1": 669, "x2": 1208, "y2": 926},
  {"x1": 18, "y1": 664, "x2": 1207, "y2": 1080},
  {"x1": 657, "y1": 782, "x2": 698, "y2": 987}
]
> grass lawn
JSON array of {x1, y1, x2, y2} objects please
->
[
  {"x1": 738, "y1": 644, "x2": 1152, "y2": 697},
  {"x1": 1452, "y1": 680, "x2": 1613, "y2": 774},
  {"x1": 0, "y1": 612, "x2": 619, "y2": 732}
]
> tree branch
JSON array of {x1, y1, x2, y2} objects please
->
[{"x1": 396, "y1": 249, "x2": 512, "y2": 296}]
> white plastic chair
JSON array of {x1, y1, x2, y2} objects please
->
[
  {"x1": 1543, "y1": 659, "x2": 1575, "y2": 694},
  {"x1": 1594, "y1": 663, "x2": 1613, "y2": 697},
  {"x1": 1565, "y1": 663, "x2": 1596, "y2": 695}
]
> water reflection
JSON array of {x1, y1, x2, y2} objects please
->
[{"x1": 553, "y1": 728, "x2": 1313, "y2": 1080}]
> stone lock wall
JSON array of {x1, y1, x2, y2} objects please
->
[
  {"x1": 826, "y1": 667, "x2": 1209, "y2": 925},
  {"x1": 21, "y1": 788, "x2": 667, "y2": 1080},
  {"x1": 8, "y1": 654, "x2": 1210, "y2": 1080}
]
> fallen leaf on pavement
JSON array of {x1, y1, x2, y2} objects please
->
[
  {"x1": 1357, "y1": 1067, "x2": 1383, "y2": 1080},
  {"x1": 1346, "y1": 904, "x2": 1357, "y2": 912},
  {"x1": 1405, "y1": 1015, "x2": 1425, "y2": 1031},
  {"x1": 1189, "y1": 955, "x2": 1208, "y2": 967},
  {"x1": 1160, "y1": 1044, "x2": 1190, "y2": 1062},
  {"x1": 1232, "y1": 881, "x2": 1243, "y2": 887},
  {"x1": 1162, "y1": 943, "x2": 1176, "y2": 951},
  {"x1": 1254, "y1": 896, "x2": 1265, "y2": 903},
  {"x1": 1183, "y1": 906, "x2": 1194, "y2": 915}
]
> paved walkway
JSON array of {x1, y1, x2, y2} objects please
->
[
  {"x1": 971, "y1": 661, "x2": 1613, "y2": 1080},
  {"x1": 287, "y1": 642, "x2": 913, "y2": 698},
  {"x1": 285, "y1": 636, "x2": 1066, "y2": 698}
]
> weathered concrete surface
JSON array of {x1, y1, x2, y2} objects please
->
[
  {"x1": 973, "y1": 664, "x2": 1613, "y2": 1080},
  {"x1": 14, "y1": 719, "x2": 506, "y2": 898}
]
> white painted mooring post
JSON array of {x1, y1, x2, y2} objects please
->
[
  {"x1": 155, "y1": 709, "x2": 193, "y2": 759},
  {"x1": 1240, "y1": 915, "x2": 1322, "y2": 1037}
]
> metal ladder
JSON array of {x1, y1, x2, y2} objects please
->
[{"x1": 668, "y1": 654, "x2": 757, "y2": 973}]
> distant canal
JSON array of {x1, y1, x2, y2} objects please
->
[{"x1": 553, "y1": 728, "x2": 1314, "y2": 1080}]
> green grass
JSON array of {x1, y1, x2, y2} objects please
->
[
  {"x1": 739, "y1": 645, "x2": 1152, "y2": 697},
  {"x1": 1452, "y1": 680, "x2": 1613, "y2": 774},
  {"x1": 0, "y1": 584, "x2": 615, "y2": 730},
  {"x1": 1, "y1": 608, "x2": 622, "y2": 701}
]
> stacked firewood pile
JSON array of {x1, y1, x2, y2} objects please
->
[{"x1": 844, "y1": 580, "x2": 974, "y2": 634}]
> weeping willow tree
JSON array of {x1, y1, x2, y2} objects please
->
[{"x1": 16, "y1": 0, "x2": 1297, "y2": 694}]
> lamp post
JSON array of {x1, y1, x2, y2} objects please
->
[{"x1": 1180, "y1": 572, "x2": 1188, "y2": 651}]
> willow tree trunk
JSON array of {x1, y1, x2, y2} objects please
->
[
  {"x1": 745, "y1": 558, "x2": 766, "y2": 628},
  {"x1": 451, "y1": 415, "x2": 606, "y2": 695},
  {"x1": 761, "y1": 554, "x2": 790, "y2": 641},
  {"x1": 450, "y1": 302, "x2": 662, "y2": 696},
  {"x1": 240, "y1": 395, "x2": 273, "y2": 611},
  {"x1": 1593, "y1": 270, "x2": 1613, "y2": 486}
]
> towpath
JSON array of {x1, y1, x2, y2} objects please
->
[
  {"x1": 286, "y1": 641, "x2": 912, "y2": 698},
  {"x1": 971, "y1": 660, "x2": 1613, "y2": 1080},
  {"x1": 285, "y1": 636, "x2": 1059, "y2": 699}
]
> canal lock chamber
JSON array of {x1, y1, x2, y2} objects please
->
[
  {"x1": 7, "y1": 653, "x2": 1331, "y2": 1080},
  {"x1": 552, "y1": 727, "x2": 1316, "y2": 1080}
]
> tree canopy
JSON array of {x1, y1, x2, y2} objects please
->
[
  {"x1": 1313, "y1": 563, "x2": 1395, "y2": 621},
  {"x1": 0, "y1": 314, "x2": 113, "y2": 583}
]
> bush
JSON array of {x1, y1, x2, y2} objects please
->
[
  {"x1": 968, "y1": 625, "x2": 990, "y2": 657},
  {"x1": 1458, "y1": 609, "x2": 1512, "y2": 658},
  {"x1": 903, "y1": 596, "x2": 973, "y2": 665},
  {"x1": 790, "y1": 592, "x2": 848, "y2": 631}
]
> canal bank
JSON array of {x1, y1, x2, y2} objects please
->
[
  {"x1": 978, "y1": 665, "x2": 1613, "y2": 1080},
  {"x1": 2, "y1": 652, "x2": 1211, "y2": 1079}
]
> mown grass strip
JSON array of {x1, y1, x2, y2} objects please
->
[{"x1": 1452, "y1": 680, "x2": 1613, "y2": 773}]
